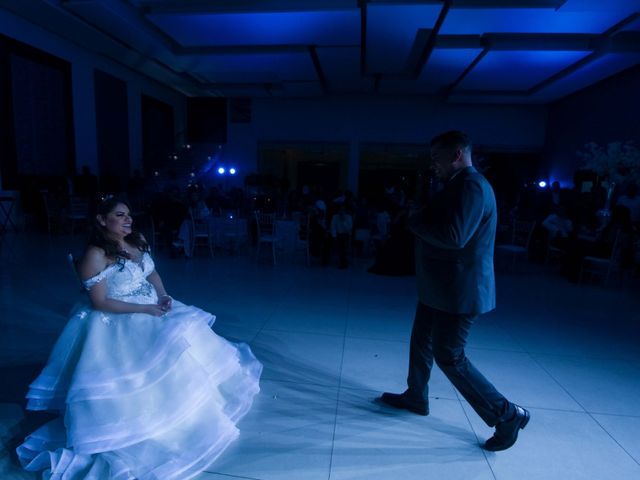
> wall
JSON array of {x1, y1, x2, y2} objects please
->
[
  {"x1": 1, "y1": 6, "x2": 553, "y2": 194},
  {"x1": 544, "y1": 64, "x2": 640, "y2": 186},
  {"x1": 225, "y1": 95, "x2": 548, "y2": 191},
  {"x1": 0, "y1": 8, "x2": 185, "y2": 178}
]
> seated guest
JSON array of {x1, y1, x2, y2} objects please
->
[
  {"x1": 74, "y1": 165, "x2": 98, "y2": 199},
  {"x1": 542, "y1": 206, "x2": 573, "y2": 240},
  {"x1": 330, "y1": 205, "x2": 353, "y2": 269},
  {"x1": 595, "y1": 205, "x2": 633, "y2": 260},
  {"x1": 563, "y1": 205, "x2": 633, "y2": 281},
  {"x1": 368, "y1": 208, "x2": 415, "y2": 276},
  {"x1": 616, "y1": 184, "x2": 640, "y2": 224},
  {"x1": 309, "y1": 199, "x2": 329, "y2": 263}
]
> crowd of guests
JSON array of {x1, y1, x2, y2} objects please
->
[
  {"x1": 503, "y1": 179, "x2": 639, "y2": 282},
  {"x1": 35, "y1": 166, "x2": 416, "y2": 271},
  {"x1": 24, "y1": 164, "x2": 640, "y2": 282}
]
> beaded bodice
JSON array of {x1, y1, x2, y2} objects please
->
[{"x1": 82, "y1": 252, "x2": 157, "y2": 304}]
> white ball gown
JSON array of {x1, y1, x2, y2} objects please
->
[{"x1": 16, "y1": 252, "x2": 262, "y2": 479}]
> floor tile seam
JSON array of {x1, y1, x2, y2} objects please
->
[
  {"x1": 342, "y1": 333, "x2": 409, "y2": 344},
  {"x1": 258, "y1": 327, "x2": 345, "y2": 339},
  {"x1": 335, "y1": 385, "x2": 460, "y2": 402},
  {"x1": 531, "y1": 356, "x2": 640, "y2": 465},
  {"x1": 464, "y1": 345, "x2": 531, "y2": 354},
  {"x1": 526, "y1": 350, "x2": 640, "y2": 364},
  {"x1": 503, "y1": 336, "x2": 640, "y2": 369},
  {"x1": 257, "y1": 377, "x2": 342, "y2": 392},
  {"x1": 248, "y1": 293, "x2": 290, "y2": 344},
  {"x1": 589, "y1": 411, "x2": 640, "y2": 419},
  {"x1": 327, "y1": 291, "x2": 355, "y2": 480},
  {"x1": 459, "y1": 399, "x2": 619, "y2": 416},
  {"x1": 453, "y1": 389, "x2": 498, "y2": 480},
  {"x1": 587, "y1": 413, "x2": 640, "y2": 467},
  {"x1": 202, "y1": 470, "x2": 263, "y2": 480},
  {"x1": 525, "y1": 353, "x2": 593, "y2": 415}
]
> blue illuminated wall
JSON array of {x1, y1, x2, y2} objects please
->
[
  {"x1": 0, "y1": 8, "x2": 185, "y2": 179},
  {"x1": 225, "y1": 96, "x2": 548, "y2": 191},
  {"x1": 544, "y1": 65, "x2": 640, "y2": 186}
]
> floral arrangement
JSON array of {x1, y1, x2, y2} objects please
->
[{"x1": 577, "y1": 141, "x2": 640, "y2": 187}]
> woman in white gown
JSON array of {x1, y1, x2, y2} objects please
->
[{"x1": 17, "y1": 196, "x2": 262, "y2": 479}]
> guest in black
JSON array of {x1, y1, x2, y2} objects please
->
[
  {"x1": 329, "y1": 204, "x2": 353, "y2": 269},
  {"x1": 74, "y1": 166, "x2": 98, "y2": 199}
]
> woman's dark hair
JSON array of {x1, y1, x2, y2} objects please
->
[{"x1": 88, "y1": 195, "x2": 150, "y2": 260}]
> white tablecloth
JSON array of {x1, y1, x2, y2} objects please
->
[
  {"x1": 275, "y1": 220, "x2": 298, "y2": 252},
  {"x1": 211, "y1": 216, "x2": 249, "y2": 248}
]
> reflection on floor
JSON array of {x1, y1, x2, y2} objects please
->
[{"x1": 1, "y1": 233, "x2": 639, "y2": 480}]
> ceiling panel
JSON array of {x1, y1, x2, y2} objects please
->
[
  {"x1": 146, "y1": 10, "x2": 360, "y2": 47},
  {"x1": 373, "y1": 76, "x2": 407, "y2": 95},
  {"x1": 440, "y1": 8, "x2": 632, "y2": 35},
  {"x1": 560, "y1": 0, "x2": 639, "y2": 14},
  {"x1": 186, "y1": 52, "x2": 317, "y2": 83},
  {"x1": 366, "y1": 3, "x2": 442, "y2": 73},
  {"x1": 532, "y1": 52, "x2": 640, "y2": 102},
  {"x1": 419, "y1": 48, "x2": 483, "y2": 92},
  {"x1": 274, "y1": 81, "x2": 324, "y2": 97},
  {"x1": 620, "y1": 16, "x2": 640, "y2": 32},
  {"x1": 2, "y1": 0, "x2": 639, "y2": 103},
  {"x1": 458, "y1": 50, "x2": 591, "y2": 91},
  {"x1": 317, "y1": 47, "x2": 375, "y2": 94},
  {"x1": 212, "y1": 85, "x2": 272, "y2": 97}
]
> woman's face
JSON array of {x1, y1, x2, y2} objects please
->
[{"x1": 98, "y1": 203, "x2": 132, "y2": 239}]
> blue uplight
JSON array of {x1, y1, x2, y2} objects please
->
[
  {"x1": 229, "y1": 168, "x2": 237, "y2": 175},
  {"x1": 217, "y1": 167, "x2": 225, "y2": 175}
]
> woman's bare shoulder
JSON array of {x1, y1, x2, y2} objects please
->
[{"x1": 78, "y1": 246, "x2": 109, "y2": 280}]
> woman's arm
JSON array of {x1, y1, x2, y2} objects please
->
[
  {"x1": 147, "y1": 270, "x2": 172, "y2": 312},
  {"x1": 78, "y1": 247, "x2": 165, "y2": 316}
]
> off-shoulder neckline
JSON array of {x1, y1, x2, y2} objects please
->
[{"x1": 84, "y1": 251, "x2": 151, "y2": 283}]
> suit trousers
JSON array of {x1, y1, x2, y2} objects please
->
[{"x1": 406, "y1": 301, "x2": 514, "y2": 426}]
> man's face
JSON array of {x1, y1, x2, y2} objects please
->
[{"x1": 429, "y1": 144, "x2": 458, "y2": 180}]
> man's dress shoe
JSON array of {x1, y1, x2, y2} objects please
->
[
  {"x1": 379, "y1": 392, "x2": 429, "y2": 416},
  {"x1": 483, "y1": 404, "x2": 530, "y2": 451}
]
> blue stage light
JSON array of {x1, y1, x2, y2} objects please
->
[
  {"x1": 538, "y1": 180, "x2": 547, "y2": 188},
  {"x1": 229, "y1": 168, "x2": 237, "y2": 175},
  {"x1": 218, "y1": 167, "x2": 225, "y2": 175}
]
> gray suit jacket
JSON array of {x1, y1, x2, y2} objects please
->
[{"x1": 410, "y1": 166, "x2": 496, "y2": 315}]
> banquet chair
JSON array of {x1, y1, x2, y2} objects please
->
[
  {"x1": 149, "y1": 216, "x2": 164, "y2": 253},
  {"x1": 353, "y1": 227, "x2": 373, "y2": 258},
  {"x1": 189, "y1": 208, "x2": 214, "y2": 258},
  {"x1": 545, "y1": 239, "x2": 566, "y2": 266},
  {"x1": 41, "y1": 190, "x2": 64, "y2": 235},
  {"x1": 579, "y1": 231, "x2": 626, "y2": 285},
  {"x1": 495, "y1": 219, "x2": 536, "y2": 270},
  {"x1": 67, "y1": 253, "x2": 85, "y2": 292},
  {"x1": 0, "y1": 193, "x2": 18, "y2": 235},
  {"x1": 294, "y1": 213, "x2": 311, "y2": 266},
  {"x1": 255, "y1": 212, "x2": 277, "y2": 265},
  {"x1": 68, "y1": 196, "x2": 90, "y2": 235}
]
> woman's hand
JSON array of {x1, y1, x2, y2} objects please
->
[
  {"x1": 159, "y1": 295, "x2": 172, "y2": 313},
  {"x1": 142, "y1": 304, "x2": 166, "y2": 317}
]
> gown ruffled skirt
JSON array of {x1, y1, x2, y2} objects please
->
[{"x1": 17, "y1": 253, "x2": 262, "y2": 480}]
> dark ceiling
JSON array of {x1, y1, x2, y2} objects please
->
[{"x1": 3, "y1": 0, "x2": 639, "y2": 103}]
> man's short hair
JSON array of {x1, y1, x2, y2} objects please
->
[{"x1": 430, "y1": 131, "x2": 472, "y2": 152}]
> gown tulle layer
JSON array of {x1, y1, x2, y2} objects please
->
[{"x1": 17, "y1": 253, "x2": 262, "y2": 480}]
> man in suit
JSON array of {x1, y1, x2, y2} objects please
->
[{"x1": 380, "y1": 131, "x2": 529, "y2": 452}]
